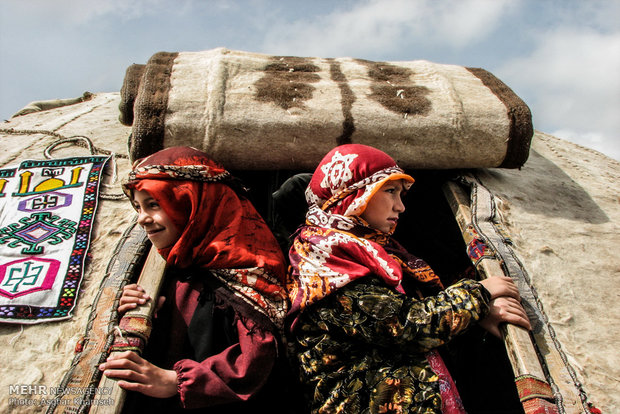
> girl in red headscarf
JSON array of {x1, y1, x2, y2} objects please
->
[
  {"x1": 286, "y1": 144, "x2": 530, "y2": 413},
  {"x1": 99, "y1": 147, "x2": 290, "y2": 413}
]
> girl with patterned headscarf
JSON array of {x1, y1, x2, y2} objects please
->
[
  {"x1": 99, "y1": 147, "x2": 290, "y2": 412},
  {"x1": 287, "y1": 144, "x2": 530, "y2": 413}
]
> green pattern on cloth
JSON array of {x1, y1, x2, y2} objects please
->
[
  {"x1": 293, "y1": 277, "x2": 490, "y2": 413},
  {"x1": 0, "y1": 156, "x2": 109, "y2": 324}
]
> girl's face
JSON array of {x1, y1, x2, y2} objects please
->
[
  {"x1": 360, "y1": 179, "x2": 408, "y2": 233},
  {"x1": 132, "y1": 189, "x2": 182, "y2": 249}
]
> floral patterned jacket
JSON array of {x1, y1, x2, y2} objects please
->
[{"x1": 291, "y1": 276, "x2": 491, "y2": 413}]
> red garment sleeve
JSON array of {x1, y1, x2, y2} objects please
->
[{"x1": 173, "y1": 316, "x2": 277, "y2": 409}]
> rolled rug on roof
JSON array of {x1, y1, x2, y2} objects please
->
[
  {"x1": 118, "y1": 63, "x2": 146, "y2": 126},
  {"x1": 121, "y1": 48, "x2": 533, "y2": 170}
]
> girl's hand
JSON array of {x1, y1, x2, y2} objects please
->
[
  {"x1": 479, "y1": 296, "x2": 531, "y2": 338},
  {"x1": 118, "y1": 284, "x2": 151, "y2": 314},
  {"x1": 99, "y1": 351, "x2": 178, "y2": 398},
  {"x1": 480, "y1": 276, "x2": 521, "y2": 301}
]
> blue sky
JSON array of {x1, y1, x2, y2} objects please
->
[{"x1": 1, "y1": 0, "x2": 619, "y2": 160}]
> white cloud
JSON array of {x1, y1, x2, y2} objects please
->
[
  {"x1": 262, "y1": 0, "x2": 515, "y2": 56},
  {"x1": 498, "y1": 26, "x2": 620, "y2": 160},
  {"x1": 431, "y1": 0, "x2": 520, "y2": 47}
]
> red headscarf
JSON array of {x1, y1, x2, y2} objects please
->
[
  {"x1": 288, "y1": 144, "x2": 443, "y2": 317},
  {"x1": 124, "y1": 146, "x2": 287, "y2": 328}
]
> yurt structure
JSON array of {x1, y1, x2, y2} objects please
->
[{"x1": 0, "y1": 48, "x2": 617, "y2": 413}]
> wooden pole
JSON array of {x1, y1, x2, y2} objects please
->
[
  {"x1": 443, "y1": 178, "x2": 593, "y2": 413},
  {"x1": 442, "y1": 180, "x2": 570, "y2": 413},
  {"x1": 443, "y1": 181, "x2": 547, "y2": 378},
  {"x1": 90, "y1": 245, "x2": 167, "y2": 414}
]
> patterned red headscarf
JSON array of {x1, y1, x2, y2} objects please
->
[
  {"x1": 288, "y1": 144, "x2": 443, "y2": 317},
  {"x1": 124, "y1": 146, "x2": 287, "y2": 328}
]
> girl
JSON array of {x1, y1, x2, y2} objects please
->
[
  {"x1": 99, "y1": 146, "x2": 290, "y2": 412},
  {"x1": 286, "y1": 144, "x2": 530, "y2": 413}
]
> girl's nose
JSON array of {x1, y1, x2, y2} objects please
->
[
  {"x1": 137, "y1": 210, "x2": 153, "y2": 226},
  {"x1": 394, "y1": 196, "x2": 406, "y2": 213}
]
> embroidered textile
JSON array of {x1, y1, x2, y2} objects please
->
[
  {"x1": 0, "y1": 156, "x2": 108, "y2": 323},
  {"x1": 515, "y1": 374, "x2": 555, "y2": 403},
  {"x1": 522, "y1": 398, "x2": 560, "y2": 414}
]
